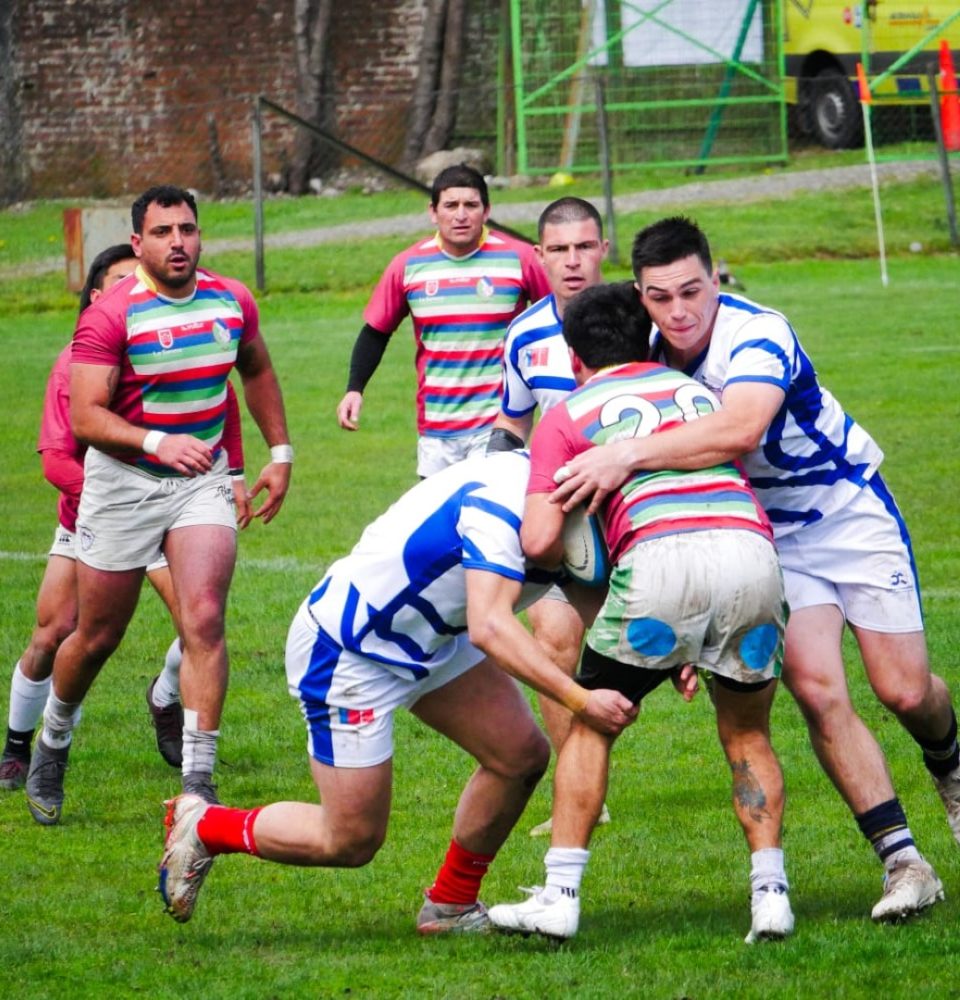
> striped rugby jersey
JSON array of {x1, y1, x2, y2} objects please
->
[
  {"x1": 650, "y1": 293, "x2": 884, "y2": 537},
  {"x1": 501, "y1": 293, "x2": 576, "y2": 419},
  {"x1": 528, "y1": 361, "x2": 773, "y2": 564},
  {"x1": 71, "y1": 265, "x2": 258, "y2": 476},
  {"x1": 364, "y1": 228, "x2": 549, "y2": 438},
  {"x1": 304, "y1": 450, "x2": 554, "y2": 679}
]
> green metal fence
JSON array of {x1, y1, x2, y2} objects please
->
[{"x1": 507, "y1": 0, "x2": 787, "y2": 175}]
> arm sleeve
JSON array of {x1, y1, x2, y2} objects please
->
[
  {"x1": 500, "y1": 320, "x2": 538, "y2": 418},
  {"x1": 38, "y1": 347, "x2": 78, "y2": 454},
  {"x1": 362, "y1": 253, "x2": 409, "y2": 334},
  {"x1": 527, "y1": 407, "x2": 579, "y2": 494},
  {"x1": 724, "y1": 313, "x2": 795, "y2": 390},
  {"x1": 223, "y1": 277, "x2": 262, "y2": 349},
  {"x1": 222, "y1": 380, "x2": 245, "y2": 474},
  {"x1": 346, "y1": 324, "x2": 391, "y2": 393}
]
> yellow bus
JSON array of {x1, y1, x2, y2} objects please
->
[{"x1": 785, "y1": 1, "x2": 960, "y2": 147}]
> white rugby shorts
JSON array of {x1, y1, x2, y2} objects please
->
[
  {"x1": 48, "y1": 523, "x2": 76, "y2": 560},
  {"x1": 75, "y1": 449, "x2": 235, "y2": 571},
  {"x1": 285, "y1": 599, "x2": 485, "y2": 767},
  {"x1": 775, "y1": 475, "x2": 923, "y2": 633},
  {"x1": 416, "y1": 429, "x2": 493, "y2": 478},
  {"x1": 47, "y1": 521, "x2": 167, "y2": 572},
  {"x1": 587, "y1": 529, "x2": 785, "y2": 684}
]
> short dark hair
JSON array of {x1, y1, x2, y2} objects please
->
[
  {"x1": 430, "y1": 164, "x2": 489, "y2": 208},
  {"x1": 537, "y1": 197, "x2": 603, "y2": 241},
  {"x1": 78, "y1": 243, "x2": 136, "y2": 313},
  {"x1": 131, "y1": 185, "x2": 199, "y2": 234},
  {"x1": 562, "y1": 282, "x2": 652, "y2": 370},
  {"x1": 631, "y1": 216, "x2": 712, "y2": 281}
]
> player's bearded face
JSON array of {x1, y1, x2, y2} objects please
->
[{"x1": 133, "y1": 202, "x2": 202, "y2": 295}]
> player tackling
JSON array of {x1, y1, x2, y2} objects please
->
[
  {"x1": 156, "y1": 450, "x2": 636, "y2": 930},
  {"x1": 551, "y1": 216, "x2": 957, "y2": 923}
]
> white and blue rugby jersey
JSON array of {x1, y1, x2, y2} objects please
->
[
  {"x1": 305, "y1": 450, "x2": 552, "y2": 679},
  {"x1": 501, "y1": 294, "x2": 576, "y2": 419},
  {"x1": 652, "y1": 293, "x2": 884, "y2": 537}
]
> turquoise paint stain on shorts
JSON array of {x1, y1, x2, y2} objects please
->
[
  {"x1": 626, "y1": 618, "x2": 677, "y2": 657},
  {"x1": 740, "y1": 624, "x2": 779, "y2": 671}
]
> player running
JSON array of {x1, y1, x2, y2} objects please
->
[{"x1": 336, "y1": 163, "x2": 549, "y2": 477}]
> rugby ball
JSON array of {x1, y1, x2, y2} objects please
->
[{"x1": 561, "y1": 506, "x2": 610, "y2": 587}]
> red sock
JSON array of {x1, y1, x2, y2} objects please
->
[
  {"x1": 426, "y1": 839, "x2": 495, "y2": 905},
  {"x1": 196, "y1": 805, "x2": 263, "y2": 857}
]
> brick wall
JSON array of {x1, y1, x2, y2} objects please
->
[{"x1": 6, "y1": 0, "x2": 472, "y2": 199}]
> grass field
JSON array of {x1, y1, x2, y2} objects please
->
[{"x1": 0, "y1": 175, "x2": 958, "y2": 999}]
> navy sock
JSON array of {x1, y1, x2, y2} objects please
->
[
  {"x1": 855, "y1": 798, "x2": 915, "y2": 863},
  {"x1": 3, "y1": 727, "x2": 33, "y2": 761}
]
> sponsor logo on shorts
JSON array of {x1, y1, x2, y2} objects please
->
[
  {"x1": 79, "y1": 526, "x2": 95, "y2": 551},
  {"x1": 56, "y1": 529, "x2": 72, "y2": 546},
  {"x1": 216, "y1": 483, "x2": 235, "y2": 506},
  {"x1": 890, "y1": 570, "x2": 911, "y2": 588}
]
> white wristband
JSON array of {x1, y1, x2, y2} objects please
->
[
  {"x1": 142, "y1": 430, "x2": 167, "y2": 456},
  {"x1": 270, "y1": 444, "x2": 294, "y2": 464}
]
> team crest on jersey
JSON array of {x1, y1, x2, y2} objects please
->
[
  {"x1": 157, "y1": 328, "x2": 174, "y2": 350},
  {"x1": 424, "y1": 279, "x2": 439, "y2": 297},
  {"x1": 212, "y1": 319, "x2": 233, "y2": 348},
  {"x1": 476, "y1": 276, "x2": 495, "y2": 298}
]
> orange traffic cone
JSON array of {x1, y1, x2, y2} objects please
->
[
  {"x1": 939, "y1": 39, "x2": 960, "y2": 152},
  {"x1": 856, "y1": 61, "x2": 872, "y2": 104}
]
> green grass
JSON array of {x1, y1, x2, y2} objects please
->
[{"x1": 0, "y1": 179, "x2": 959, "y2": 999}]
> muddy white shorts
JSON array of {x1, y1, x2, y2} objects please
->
[
  {"x1": 285, "y1": 599, "x2": 486, "y2": 767},
  {"x1": 49, "y1": 523, "x2": 77, "y2": 560},
  {"x1": 75, "y1": 448, "x2": 235, "y2": 571},
  {"x1": 587, "y1": 529, "x2": 785, "y2": 684},
  {"x1": 416, "y1": 429, "x2": 493, "y2": 478},
  {"x1": 47, "y1": 521, "x2": 168, "y2": 573},
  {"x1": 775, "y1": 475, "x2": 923, "y2": 633}
]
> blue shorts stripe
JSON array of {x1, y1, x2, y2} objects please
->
[
  {"x1": 867, "y1": 474, "x2": 923, "y2": 620},
  {"x1": 298, "y1": 625, "x2": 341, "y2": 764}
]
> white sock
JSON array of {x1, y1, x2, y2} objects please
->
[
  {"x1": 41, "y1": 692, "x2": 82, "y2": 750},
  {"x1": 151, "y1": 638, "x2": 182, "y2": 708},
  {"x1": 543, "y1": 846, "x2": 590, "y2": 898},
  {"x1": 885, "y1": 845, "x2": 922, "y2": 871},
  {"x1": 8, "y1": 662, "x2": 52, "y2": 732},
  {"x1": 181, "y1": 708, "x2": 219, "y2": 775},
  {"x1": 750, "y1": 847, "x2": 788, "y2": 898}
]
